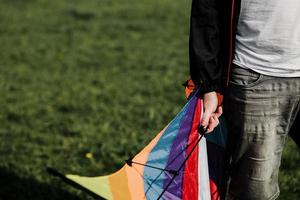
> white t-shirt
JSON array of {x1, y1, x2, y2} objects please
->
[{"x1": 233, "y1": 0, "x2": 300, "y2": 77}]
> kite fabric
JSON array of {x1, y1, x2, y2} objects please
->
[{"x1": 48, "y1": 87, "x2": 227, "y2": 200}]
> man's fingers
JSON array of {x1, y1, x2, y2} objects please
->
[
  {"x1": 201, "y1": 105, "x2": 216, "y2": 128},
  {"x1": 201, "y1": 92, "x2": 221, "y2": 133},
  {"x1": 201, "y1": 111, "x2": 211, "y2": 128},
  {"x1": 215, "y1": 106, "x2": 223, "y2": 118},
  {"x1": 206, "y1": 115, "x2": 220, "y2": 133},
  {"x1": 206, "y1": 116, "x2": 216, "y2": 133},
  {"x1": 202, "y1": 107, "x2": 221, "y2": 131}
]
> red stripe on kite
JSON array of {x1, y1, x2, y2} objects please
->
[
  {"x1": 210, "y1": 179, "x2": 220, "y2": 200},
  {"x1": 182, "y1": 99, "x2": 202, "y2": 200}
]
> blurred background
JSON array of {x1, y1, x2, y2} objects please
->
[{"x1": 0, "y1": 0, "x2": 299, "y2": 199}]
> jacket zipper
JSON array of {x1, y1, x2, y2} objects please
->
[{"x1": 225, "y1": 0, "x2": 235, "y2": 86}]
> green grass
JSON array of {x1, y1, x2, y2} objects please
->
[{"x1": 0, "y1": 0, "x2": 299, "y2": 199}]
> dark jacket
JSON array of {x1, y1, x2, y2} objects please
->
[{"x1": 189, "y1": 0, "x2": 241, "y2": 94}]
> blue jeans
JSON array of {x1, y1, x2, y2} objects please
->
[{"x1": 223, "y1": 64, "x2": 300, "y2": 200}]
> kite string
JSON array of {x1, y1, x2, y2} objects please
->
[
  {"x1": 156, "y1": 127, "x2": 207, "y2": 200},
  {"x1": 127, "y1": 130, "x2": 202, "y2": 197},
  {"x1": 127, "y1": 160, "x2": 178, "y2": 175},
  {"x1": 126, "y1": 124, "x2": 206, "y2": 198},
  {"x1": 130, "y1": 165, "x2": 162, "y2": 199},
  {"x1": 127, "y1": 125, "x2": 202, "y2": 173}
]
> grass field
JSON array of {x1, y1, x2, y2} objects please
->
[{"x1": 0, "y1": 0, "x2": 299, "y2": 199}]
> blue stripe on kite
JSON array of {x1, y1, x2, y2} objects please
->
[
  {"x1": 143, "y1": 91, "x2": 199, "y2": 200},
  {"x1": 143, "y1": 103, "x2": 188, "y2": 199}
]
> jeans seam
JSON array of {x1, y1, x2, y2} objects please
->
[{"x1": 268, "y1": 190, "x2": 280, "y2": 200}]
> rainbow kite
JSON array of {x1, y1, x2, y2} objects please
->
[{"x1": 48, "y1": 85, "x2": 227, "y2": 200}]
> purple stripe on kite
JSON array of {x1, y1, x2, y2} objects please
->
[{"x1": 162, "y1": 96, "x2": 198, "y2": 198}]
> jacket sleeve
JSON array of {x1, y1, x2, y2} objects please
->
[{"x1": 189, "y1": 0, "x2": 223, "y2": 94}]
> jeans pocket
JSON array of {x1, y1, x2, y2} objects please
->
[{"x1": 229, "y1": 64, "x2": 263, "y2": 88}]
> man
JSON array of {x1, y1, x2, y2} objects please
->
[{"x1": 189, "y1": 0, "x2": 300, "y2": 199}]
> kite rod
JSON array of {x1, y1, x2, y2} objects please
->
[
  {"x1": 46, "y1": 167, "x2": 103, "y2": 199},
  {"x1": 156, "y1": 125, "x2": 207, "y2": 200}
]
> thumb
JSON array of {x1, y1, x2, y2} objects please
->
[
  {"x1": 201, "y1": 108, "x2": 213, "y2": 128},
  {"x1": 201, "y1": 91, "x2": 218, "y2": 129}
]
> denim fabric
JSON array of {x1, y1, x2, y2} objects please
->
[{"x1": 223, "y1": 64, "x2": 300, "y2": 200}]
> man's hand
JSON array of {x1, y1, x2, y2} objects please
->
[{"x1": 201, "y1": 91, "x2": 223, "y2": 133}]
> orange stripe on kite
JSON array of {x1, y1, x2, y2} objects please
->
[
  {"x1": 109, "y1": 166, "x2": 131, "y2": 200},
  {"x1": 125, "y1": 125, "x2": 168, "y2": 199}
]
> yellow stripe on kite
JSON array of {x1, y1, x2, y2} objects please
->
[{"x1": 66, "y1": 174, "x2": 113, "y2": 199}]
